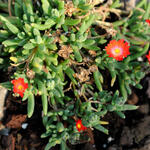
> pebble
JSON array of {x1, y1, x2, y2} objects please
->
[
  {"x1": 22, "y1": 123, "x2": 28, "y2": 129},
  {"x1": 0, "y1": 87, "x2": 8, "y2": 120},
  {"x1": 108, "y1": 136, "x2": 114, "y2": 143}
]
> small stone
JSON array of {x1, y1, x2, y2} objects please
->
[
  {"x1": 0, "y1": 128, "x2": 10, "y2": 136},
  {"x1": 103, "y1": 144, "x2": 107, "y2": 148},
  {"x1": 0, "y1": 87, "x2": 8, "y2": 120},
  {"x1": 22, "y1": 123, "x2": 28, "y2": 129},
  {"x1": 108, "y1": 136, "x2": 114, "y2": 143},
  {"x1": 137, "y1": 57, "x2": 143, "y2": 62}
]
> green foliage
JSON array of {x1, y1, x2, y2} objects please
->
[
  {"x1": 0, "y1": 0, "x2": 150, "y2": 149},
  {"x1": 27, "y1": 92, "x2": 35, "y2": 118}
]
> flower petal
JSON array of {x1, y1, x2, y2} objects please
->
[
  {"x1": 11, "y1": 78, "x2": 28, "y2": 98},
  {"x1": 105, "y1": 39, "x2": 130, "y2": 61}
]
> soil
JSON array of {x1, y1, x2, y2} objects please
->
[{"x1": 0, "y1": 74, "x2": 150, "y2": 150}]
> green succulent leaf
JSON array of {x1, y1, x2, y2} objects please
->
[
  {"x1": 94, "y1": 124, "x2": 108, "y2": 134},
  {"x1": 65, "y1": 18, "x2": 81, "y2": 26},
  {"x1": 27, "y1": 92, "x2": 35, "y2": 118},
  {"x1": 0, "y1": 81, "x2": 12, "y2": 90},
  {"x1": 38, "y1": 81, "x2": 48, "y2": 115}
]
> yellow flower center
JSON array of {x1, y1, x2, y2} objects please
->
[
  {"x1": 18, "y1": 85, "x2": 23, "y2": 90},
  {"x1": 114, "y1": 48, "x2": 121, "y2": 54},
  {"x1": 77, "y1": 123, "x2": 81, "y2": 129}
]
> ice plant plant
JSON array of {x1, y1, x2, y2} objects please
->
[
  {"x1": 0, "y1": 0, "x2": 150, "y2": 149},
  {"x1": 76, "y1": 119, "x2": 87, "y2": 132},
  {"x1": 145, "y1": 19, "x2": 150, "y2": 26},
  {"x1": 11, "y1": 78, "x2": 28, "y2": 98},
  {"x1": 146, "y1": 50, "x2": 150, "y2": 64},
  {"x1": 105, "y1": 39, "x2": 130, "y2": 61}
]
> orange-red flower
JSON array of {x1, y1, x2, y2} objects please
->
[
  {"x1": 11, "y1": 78, "x2": 28, "y2": 98},
  {"x1": 146, "y1": 19, "x2": 150, "y2": 26},
  {"x1": 146, "y1": 50, "x2": 150, "y2": 64},
  {"x1": 75, "y1": 119, "x2": 87, "y2": 132},
  {"x1": 105, "y1": 39, "x2": 130, "y2": 61}
]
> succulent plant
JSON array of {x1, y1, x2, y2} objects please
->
[{"x1": 0, "y1": 0, "x2": 150, "y2": 149}]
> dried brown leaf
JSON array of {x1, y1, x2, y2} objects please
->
[
  {"x1": 74, "y1": 67, "x2": 90, "y2": 83},
  {"x1": 65, "y1": 1, "x2": 78, "y2": 17},
  {"x1": 6, "y1": 114, "x2": 27, "y2": 129},
  {"x1": 58, "y1": 45, "x2": 73, "y2": 59},
  {"x1": 88, "y1": 65, "x2": 98, "y2": 73},
  {"x1": 89, "y1": 50, "x2": 97, "y2": 57},
  {"x1": 26, "y1": 69, "x2": 35, "y2": 79}
]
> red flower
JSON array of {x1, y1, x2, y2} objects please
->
[
  {"x1": 11, "y1": 78, "x2": 28, "y2": 98},
  {"x1": 75, "y1": 119, "x2": 87, "y2": 132},
  {"x1": 146, "y1": 50, "x2": 150, "y2": 64},
  {"x1": 146, "y1": 19, "x2": 150, "y2": 26},
  {"x1": 105, "y1": 39, "x2": 130, "y2": 61}
]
